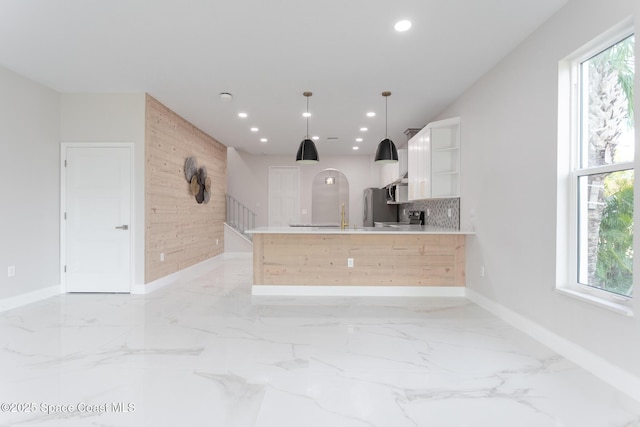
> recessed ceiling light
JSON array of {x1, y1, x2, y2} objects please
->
[
  {"x1": 260, "y1": 138, "x2": 268, "y2": 142},
  {"x1": 366, "y1": 112, "x2": 376, "y2": 117},
  {"x1": 302, "y1": 112, "x2": 311, "y2": 118},
  {"x1": 238, "y1": 112, "x2": 248, "y2": 118},
  {"x1": 394, "y1": 20, "x2": 412, "y2": 32},
  {"x1": 250, "y1": 127, "x2": 259, "y2": 132},
  {"x1": 312, "y1": 136, "x2": 319, "y2": 140},
  {"x1": 353, "y1": 146, "x2": 359, "y2": 150},
  {"x1": 360, "y1": 127, "x2": 368, "y2": 132},
  {"x1": 356, "y1": 138, "x2": 363, "y2": 142}
]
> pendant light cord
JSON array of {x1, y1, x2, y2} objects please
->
[
  {"x1": 385, "y1": 95, "x2": 388, "y2": 138},
  {"x1": 306, "y1": 96, "x2": 309, "y2": 138}
]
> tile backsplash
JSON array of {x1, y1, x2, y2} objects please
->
[{"x1": 399, "y1": 198, "x2": 460, "y2": 229}]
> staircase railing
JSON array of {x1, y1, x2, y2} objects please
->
[{"x1": 226, "y1": 194, "x2": 256, "y2": 241}]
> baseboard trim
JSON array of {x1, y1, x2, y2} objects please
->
[
  {"x1": 466, "y1": 288, "x2": 640, "y2": 404},
  {"x1": 133, "y1": 254, "x2": 226, "y2": 294},
  {"x1": 252, "y1": 285, "x2": 466, "y2": 297},
  {"x1": 0, "y1": 285, "x2": 62, "y2": 313}
]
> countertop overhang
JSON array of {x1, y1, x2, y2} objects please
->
[{"x1": 246, "y1": 226, "x2": 474, "y2": 235}]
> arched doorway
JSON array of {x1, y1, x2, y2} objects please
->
[{"x1": 311, "y1": 169, "x2": 349, "y2": 225}]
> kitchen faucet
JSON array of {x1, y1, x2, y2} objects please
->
[{"x1": 341, "y1": 203, "x2": 349, "y2": 230}]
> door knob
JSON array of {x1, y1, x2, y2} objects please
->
[{"x1": 115, "y1": 225, "x2": 129, "y2": 230}]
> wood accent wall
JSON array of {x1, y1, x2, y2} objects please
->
[
  {"x1": 145, "y1": 95, "x2": 226, "y2": 283},
  {"x1": 253, "y1": 233, "x2": 465, "y2": 286}
]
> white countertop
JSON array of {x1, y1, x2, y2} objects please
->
[{"x1": 246, "y1": 225, "x2": 474, "y2": 235}]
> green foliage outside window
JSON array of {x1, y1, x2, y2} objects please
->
[{"x1": 596, "y1": 172, "x2": 634, "y2": 296}]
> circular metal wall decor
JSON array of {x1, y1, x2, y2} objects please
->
[
  {"x1": 185, "y1": 156, "x2": 198, "y2": 182},
  {"x1": 184, "y1": 157, "x2": 211, "y2": 204}
]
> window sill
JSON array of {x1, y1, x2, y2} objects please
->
[{"x1": 555, "y1": 287, "x2": 634, "y2": 317}]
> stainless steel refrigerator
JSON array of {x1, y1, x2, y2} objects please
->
[{"x1": 362, "y1": 188, "x2": 398, "y2": 227}]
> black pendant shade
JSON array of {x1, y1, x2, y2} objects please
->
[
  {"x1": 296, "y1": 138, "x2": 319, "y2": 163},
  {"x1": 296, "y1": 91, "x2": 319, "y2": 163},
  {"x1": 374, "y1": 138, "x2": 398, "y2": 163},
  {"x1": 375, "y1": 91, "x2": 399, "y2": 163}
]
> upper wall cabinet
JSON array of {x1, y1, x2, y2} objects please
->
[{"x1": 408, "y1": 117, "x2": 460, "y2": 200}]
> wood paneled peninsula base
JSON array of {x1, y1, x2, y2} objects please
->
[{"x1": 248, "y1": 227, "x2": 472, "y2": 291}]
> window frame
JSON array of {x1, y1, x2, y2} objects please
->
[{"x1": 557, "y1": 21, "x2": 635, "y2": 315}]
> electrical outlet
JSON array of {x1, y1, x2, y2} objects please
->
[
  {"x1": 160, "y1": 253, "x2": 165, "y2": 262},
  {"x1": 448, "y1": 208, "x2": 452, "y2": 217},
  {"x1": 347, "y1": 258, "x2": 354, "y2": 268},
  {"x1": 216, "y1": 239, "x2": 219, "y2": 245},
  {"x1": 8, "y1": 265, "x2": 15, "y2": 277},
  {"x1": 427, "y1": 209, "x2": 430, "y2": 216},
  {"x1": 481, "y1": 265, "x2": 485, "y2": 277}
]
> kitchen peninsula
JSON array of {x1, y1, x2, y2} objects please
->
[{"x1": 247, "y1": 226, "x2": 474, "y2": 296}]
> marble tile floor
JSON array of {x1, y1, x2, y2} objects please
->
[{"x1": 1, "y1": 256, "x2": 639, "y2": 427}]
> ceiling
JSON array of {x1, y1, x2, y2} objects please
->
[{"x1": 0, "y1": 0, "x2": 567, "y2": 157}]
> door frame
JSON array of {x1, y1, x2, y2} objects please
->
[{"x1": 60, "y1": 142, "x2": 135, "y2": 293}]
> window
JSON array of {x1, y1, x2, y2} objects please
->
[{"x1": 559, "y1": 26, "x2": 635, "y2": 308}]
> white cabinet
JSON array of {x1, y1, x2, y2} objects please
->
[
  {"x1": 379, "y1": 149, "x2": 408, "y2": 187},
  {"x1": 407, "y1": 129, "x2": 428, "y2": 200},
  {"x1": 408, "y1": 117, "x2": 460, "y2": 200}
]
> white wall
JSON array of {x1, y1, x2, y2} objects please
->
[
  {"x1": 227, "y1": 148, "x2": 382, "y2": 228},
  {"x1": 0, "y1": 66, "x2": 61, "y2": 299},
  {"x1": 60, "y1": 94, "x2": 146, "y2": 286},
  {"x1": 438, "y1": 0, "x2": 640, "y2": 379}
]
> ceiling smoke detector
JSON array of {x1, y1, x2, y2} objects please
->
[{"x1": 219, "y1": 92, "x2": 233, "y2": 101}]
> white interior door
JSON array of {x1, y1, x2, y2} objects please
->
[
  {"x1": 268, "y1": 167, "x2": 299, "y2": 226},
  {"x1": 64, "y1": 145, "x2": 132, "y2": 293}
]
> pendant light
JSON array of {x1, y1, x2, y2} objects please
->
[
  {"x1": 296, "y1": 91, "x2": 319, "y2": 163},
  {"x1": 374, "y1": 91, "x2": 398, "y2": 163}
]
